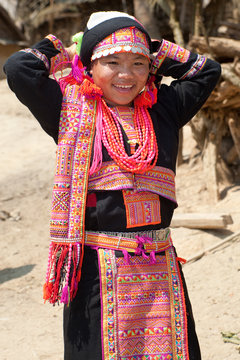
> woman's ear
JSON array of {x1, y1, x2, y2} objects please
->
[{"x1": 89, "y1": 61, "x2": 94, "y2": 75}]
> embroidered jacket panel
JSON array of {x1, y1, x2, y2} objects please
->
[{"x1": 4, "y1": 35, "x2": 221, "y2": 232}]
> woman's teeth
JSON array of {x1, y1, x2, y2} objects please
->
[{"x1": 115, "y1": 85, "x2": 132, "y2": 89}]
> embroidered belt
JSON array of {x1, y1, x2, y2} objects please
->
[
  {"x1": 88, "y1": 161, "x2": 177, "y2": 204},
  {"x1": 84, "y1": 228, "x2": 172, "y2": 253}
]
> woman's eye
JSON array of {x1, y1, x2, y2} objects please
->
[
  {"x1": 108, "y1": 61, "x2": 118, "y2": 65},
  {"x1": 134, "y1": 62, "x2": 144, "y2": 66}
]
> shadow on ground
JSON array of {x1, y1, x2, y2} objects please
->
[{"x1": 0, "y1": 264, "x2": 35, "y2": 284}]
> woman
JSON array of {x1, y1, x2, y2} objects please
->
[{"x1": 4, "y1": 10, "x2": 221, "y2": 360}]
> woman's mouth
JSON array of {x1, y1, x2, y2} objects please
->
[{"x1": 113, "y1": 84, "x2": 133, "y2": 91}]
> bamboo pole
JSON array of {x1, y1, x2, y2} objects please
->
[{"x1": 185, "y1": 231, "x2": 240, "y2": 264}]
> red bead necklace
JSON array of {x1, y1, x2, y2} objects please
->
[{"x1": 101, "y1": 98, "x2": 158, "y2": 173}]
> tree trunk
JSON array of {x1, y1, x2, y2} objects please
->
[
  {"x1": 48, "y1": 0, "x2": 54, "y2": 34},
  {"x1": 189, "y1": 36, "x2": 240, "y2": 58},
  {"x1": 193, "y1": 0, "x2": 201, "y2": 37},
  {"x1": 168, "y1": 0, "x2": 184, "y2": 46},
  {"x1": 133, "y1": 0, "x2": 161, "y2": 39},
  {"x1": 203, "y1": 131, "x2": 219, "y2": 203}
]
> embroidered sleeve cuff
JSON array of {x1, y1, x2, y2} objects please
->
[
  {"x1": 151, "y1": 40, "x2": 190, "y2": 74},
  {"x1": 180, "y1": 54, "x2": 206, "y2": 79},
  {"x1": 19, "y1": 35, "x2": 70, "y2": 74},
  {"x1": 19, "y1": 48, "x2": 50, "y2": 71},
  {"x1": 151, "y1": 39, "x2": 206, "y2": 79},
  {"x1": 45, "y1": 34, "x2": 70, "y2": 74}
]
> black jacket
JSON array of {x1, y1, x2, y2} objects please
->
[{"x1": 4, "y1": 36, "x2": 221, "y2": 231}]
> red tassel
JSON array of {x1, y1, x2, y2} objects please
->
[
  {"x1": 79, "y1": 79, "x2": 103, "y2": 99},
  {"x1": 134, "y1": 77, "x2": 157, "y2": 108},
  {"x1": 43, "y1": 242, "x2": 85, "y2": 304},
  {"x1": 176, "y1": 257, "x2": 187, "y2": 264},
  {"x1": 43, "y1": 282, "x2": 53, "y2": 302},
  {"x1": 134, "y1": 89, "x2": 152, "y2": 107},
  {"x1": 50, "y1": 246, "x2": 68, "y2": 303},
  {"x1": 76, "y1": 243, "x2": 84, "y2": 284}
]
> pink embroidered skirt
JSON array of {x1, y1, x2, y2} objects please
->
[{"x1": 63, "y1": 232, "x2": 201, "y2": 360}]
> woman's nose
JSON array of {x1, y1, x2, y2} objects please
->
[{"x1": 118, "y1": 65, "x2": 133, "y2": 78}]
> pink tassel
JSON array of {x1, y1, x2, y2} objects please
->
[
  {"x1": 135, "y1": 235, "x2": 155, "y2": 261},
  {"x1": 89, "y1": 100, "x2": 103, "y2": 175},
  {"x1": 60, "y1": 244, "x2": 72, "y2": 305},
  {"x1": 150, "y1": 251, "x2": 157, "y2": 264},
  {"x1": 135, "y1": 248, "x2": 142, "y2": 256},
  {"x1": 122, "y1": 249, "x2": 131, "y2": 264},
  {"x1": 53, "y1": 55, "x2": 86, "y2": 94},
  {"x1": 76, "y1": 242, "x2": 81, "y2": 266},
  {"x1": 61, "y1": 285, "x2": 69, "y2": 305},
  {"x1": 141, "y1": 251, "x2": 149, "y2": 260},
  {"x1": 71, "y1": 55, "x2": 85, "y2": 83}
]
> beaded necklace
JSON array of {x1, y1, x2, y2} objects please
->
[
  {"x1": 101, "y1": 99, "x2": 158, "y2": 173},
  {"x1": 56, "y1": 56, "x2": 158, "y2": 174},
  {"x1": 111, "y1": 106, "x2": 136, "y2": 154}
]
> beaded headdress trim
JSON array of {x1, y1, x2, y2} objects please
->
[{"x1": 91, "y1": 27, "x2": 150, "y2": 61}]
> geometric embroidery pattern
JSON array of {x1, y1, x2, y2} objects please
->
[
  {"x1": 20, "y1": 48, "x2": 50, "y2": 71},
  {"x1": 116, "y1": 255, "x2": 172, "y2": 359},
  {"x1": 166, "y1": 248, "x2": 189, "y2": 360},
  {"x1": 44, "y1": 75, "x2": 97, "y2": 303},
  {"x1": 181, "y1": 54, "x2": 206, "y2": 79},
  {"x1": 98, "y1": 249, "x2": 117, "y2": 360},
  {"x1": 50, "y1": 82, "x2": 97, "y2": 241},
  {"x1": 68, "y1": 94, "x2": 97, "y2": 239},
  {"x1": 111, "y1": 106, "x2": 136, "y2": 154},
  {"x1": 52, "y1": 192, "x2": 69, "y2": 211},
  {"x1": 122, "y1": 189, "x2": 161, "y2": 228},
  {"x1": 45, "y1": 34, "x2": 70, "y2": 74},
  {"x1": 151, "y1": 39, "x2": 190, "y2": 75},
  {"x1": 89, "y1": 161, "x2": 177, "y2": 205},
  {"x1": 92, "y1": 27, "x2": 150, "y2": 61},
  {"x1": 98, "y1": 248, "x2": 189, "y2": 360}
]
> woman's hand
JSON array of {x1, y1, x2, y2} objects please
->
[{"x1": 65, "y1": 43, "x2": 77, "y2": 61}]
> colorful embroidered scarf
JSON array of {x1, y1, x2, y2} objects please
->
[{"x1": 43, "y1": 56, "x2": 158, "y2": 305}]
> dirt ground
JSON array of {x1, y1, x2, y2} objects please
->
[{"x1": 0, "y1": 77, "x2": 240, "y2": 360}]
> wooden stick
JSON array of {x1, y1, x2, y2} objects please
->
[
  {"x1": 189, "y1": 36, "x2": 240, "y2": 58},
  {"x1": 202, "y1": 131, "x2": 219, "y2": 203},
  {"x1": 185, "y1": 231, "x2": 240, "y2": 264},
  {"x1": 226, "y1": 145, "x2": 238, "y2": 164},
  {"x1": 171, "y1": 213, "x2": 233, "y2": 229},
  {"x1": 221, "y1": 65, "x2": 240, "y2": 88}
]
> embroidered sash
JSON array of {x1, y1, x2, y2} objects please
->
[
  {"x1": 89, "y1": 161, "x2": 177, "y2": 204},
  {"x1": 43, "y1": 82, "x2": 97, "y2": 304}
]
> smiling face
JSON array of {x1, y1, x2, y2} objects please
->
[{"x1": 90, "y1": 52, "x2": 150, "y2": 106}]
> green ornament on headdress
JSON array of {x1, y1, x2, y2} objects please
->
[{"x1": 72, "y1": 32, "x2": 84, "y2": 55}]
